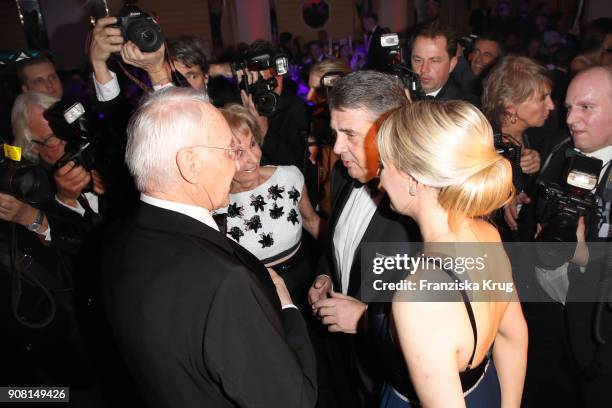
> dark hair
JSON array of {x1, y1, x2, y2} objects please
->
[
  {"x1": 412, "y1": 20, "x2": 458, "y2": 58},
  {"x1": 279, "y1": 32, "x2": 292, "y2": 46},
  {"x1": 16, "y1": 54, "x2": 54, "y2": 85},
  {"x1": 167, "y1": 36, "x2": 209, "y2": 72},
  {"x1": 328, "y1": 70, "x2": 408, "y2": 119},
  {"x1": 247, "y1": 40, "x2": 278, "y2": 58},
  {"x1": 476, "y1": 32, "x2": 506, "y2": 56}
]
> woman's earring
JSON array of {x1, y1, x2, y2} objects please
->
[
  {"x1": 409, "y1": 185, "x2": 417, "y2": 196},
  {"x1": 510, "y1": 113, "x2": 518, "y2": 125}
]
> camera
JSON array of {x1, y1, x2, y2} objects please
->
[
  {"x1": 231, "y1": 51, "x2": 289, "y2": 117},
  {"x1": 535, "y1": 151, "x2": 603, "y2": 267},
  {"x1": 458, "y1": 34, "x2": 478, "y2": 55},
  {"x1": 111, "y1": 5, "x2": 164, "y2": 53},
  {"x1": 43, "y1": 100, "x2": 98, "y2": 173},
  {"x1": 494, "y1": 132, "x2": 522, "y2": 191},
  {"x1": 0, "y1": 155, "x2": 52, "y2": 204},
  {"x1": 380, "y1": 33, "x2": 425, "y2": 101}
]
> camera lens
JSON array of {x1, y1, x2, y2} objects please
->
[
  {"x1": 255, "y1": 93, "x2": 277, "y2": 117},
  {"x1": 127, "y1": 20, "x2": 164, "y2": 52}
]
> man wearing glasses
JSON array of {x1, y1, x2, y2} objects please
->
[{"x1": 102, "y1": 87, "x2": 317, "y2": 408}]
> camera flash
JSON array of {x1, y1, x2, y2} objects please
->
[{"x1": 63, "y1": 103, "x2": 85, "y2": 124}]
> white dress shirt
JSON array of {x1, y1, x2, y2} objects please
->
[
  {"x1": 140, "y1": 193, "x2": 219, "y2": 232},
  {"x1": 333, "y1": 184, "x2": 381, "y2": 294}
]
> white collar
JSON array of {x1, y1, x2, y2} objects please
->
[
  {"x1": 580, "y1": 145, "x2": 612, "y2": 164},
  {"x1": 140, "y1": 193, "x2": 219, "y2": 232},
  {"x1": 426, "y1": 87, "x2": 443, "y2": 98}
]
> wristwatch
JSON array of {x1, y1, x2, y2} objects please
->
[{"x1": 26, "y1": 209, "x2": 45, "y2": 233}]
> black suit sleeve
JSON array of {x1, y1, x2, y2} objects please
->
[{"x1": 204, "y1": 269, "x2": 317, "y2": 407}]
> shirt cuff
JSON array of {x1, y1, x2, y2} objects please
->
[
  {"x1": 41, "y1": 225, "x2": 51, "y2": 242},
  {"x1": 282, "y1": 304, "x2": 298, "y2": 310},
  {"x1": 55, "y1": 196, "x2": 86, "y2": 216},
  {"x1": 94, "y1": 70, "x2": 120, "y2": 101}
]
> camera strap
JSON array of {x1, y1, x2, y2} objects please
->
[{"x1": 536, "y1": 136, "x2": 571, "y2": 185}]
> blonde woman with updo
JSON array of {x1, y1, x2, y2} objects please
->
[{"x1": 370, "y1": 100, "x2": 528, "y2": 407}]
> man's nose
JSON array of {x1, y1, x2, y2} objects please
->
[{"x1": 333, "y1": 134, "x2": 346, "y2": 155}]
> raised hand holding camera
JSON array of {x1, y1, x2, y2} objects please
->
[{"x1": 54, "y1": 161, "x2": 91, "y2": 208}]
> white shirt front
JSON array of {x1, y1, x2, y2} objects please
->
[
  {"x1": 140, "y1": 193, "x2": 219, "y2": 232},
  {"x1": 333, "y1": 185, "x2": 380, "y2": 294}
]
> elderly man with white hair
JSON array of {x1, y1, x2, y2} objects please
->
[{"x1": 102, "y1": 87, "x2": 317, "y2": 408}]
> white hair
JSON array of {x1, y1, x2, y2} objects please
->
[
  {"x1": 11, "y1": 92, "x2": 59, "y2": 162},
  {"x1": 125, "y1": 87, "x2": 212, "y2": 193}
]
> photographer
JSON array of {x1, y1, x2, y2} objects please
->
[
  {"x1": 1, "y1": 91, "x2": 106, "y2": 401},
  {"x1": 410, "y1": 21, "x2": 478, "y2": 104},
  {"x1": 239, "y1": 40, "x2": 310, "y2": 172},
  {"x1": 524, "y1": 65, "x2": 612, "y2": 408}
]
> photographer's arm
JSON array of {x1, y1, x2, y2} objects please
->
[
  {"x1": 90, "y1": 17, "x2": 123, "y2": 101},
  {"x1": 0, "y1": 193, "x2": 50, "y2": 241},
  {"x1": 120, "y1": 41, "x2": 171, "y2": 87}
]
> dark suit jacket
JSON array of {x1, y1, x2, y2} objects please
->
[
  {"x1": 102, "y1": 203, "x2": 317, "y2": 408},
  {"x1": 318, "y1": 162, "x2": 421, "y2": 300},
  {"x1": 435, "y1": 78, "x2": 480, "y2": 107}
]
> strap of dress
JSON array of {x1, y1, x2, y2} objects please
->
[{"x1": 426, "y1": 257, "x2": 478, "y2": 369}]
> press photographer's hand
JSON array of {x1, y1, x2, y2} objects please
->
[
  {"x1": 520, "y1": 148, "x2": 541, "y2": 175},
  {"x1": 54, "y1": 161, "x2": 91, "y2": 207},
  {"x1": 0, "y1": 192, "x2": 39, "y2": 227}
]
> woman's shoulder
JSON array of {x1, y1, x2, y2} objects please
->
[{"x1": 274, "y1": 165, "x2": 304, "y2": 184}]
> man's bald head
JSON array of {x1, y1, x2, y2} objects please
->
[
  {"x1": 126, "y1": 87, "x2": 230, "y2": 193},
  {"x1": 565, "y1": 65, "x2": 612, "y2": 153}
]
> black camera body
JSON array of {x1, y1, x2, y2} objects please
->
[
  {"x1": 494, "y1": 132, "x2": 522, "y2": 192},
  {"x1": 231, "y1": 51, "x2": 289, "y2": 116},
  {"x1": 0, "y1": 157, "x2": 53, "y2": 205},
  {"x1": 111, "y1": 5, "x2": 164, "y2": 53},
  {"x1": 535, "y1": 151, "x2": 603, "y2": 267},
  {"x1": 43, "y1": 100, "x2": 98, "y2": 173},
  {"x1": 458, "y1": 34, "x2": 478, "y2": 55},
  {"x1": 380, "y1": 33, "x2": 425, "y2": 101}
]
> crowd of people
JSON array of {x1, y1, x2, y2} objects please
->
[{"x1": 1, "y1": 1, "x2": 611, "y2": 407}]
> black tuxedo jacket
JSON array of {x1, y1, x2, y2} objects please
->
[
  {"x1": 435, "y1": 78, "x2": 480, "y2": 107},
  {"x1": 102, "y1": 203, "x2": 317, "y2": 407},
  {"x1": 318, "y1": 163, "x2": 421, "y2": 300}
]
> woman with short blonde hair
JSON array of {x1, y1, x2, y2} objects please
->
[
  {"x1": 482, "y1": 55, "x2": 555, "y2": 240},
  {"x1": 373, "y1": 100, "x2": 527, "y2": 408}
]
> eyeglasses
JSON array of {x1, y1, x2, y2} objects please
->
[
  {"x1": 31, "y1": 134, "x2": 62, "y2": 148},
  {"x1": 195, "y1": 145, "x2": 245, "y2": 160}
]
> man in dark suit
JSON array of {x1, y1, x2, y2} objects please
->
[
  {"x1": 410, "y1": 21, "x2": 479, "y2": 105},
  {"x1": 522, "y1": 66, "x2": 612, "y2": 408},
  {"x1": 362, "y1": 12, "x2": 388, "y2": 72},
  {"x1": 307, "y1": 71, "x2": 421, "y2": 407},
  {"x1": 102, "y1": 87, "x2": 317, "y2": 408}
]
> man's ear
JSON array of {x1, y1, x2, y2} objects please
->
[
  {"x1": 449, "y1": 55, "x2": 458, "y2": 73},
  {"x1": 176, "y1": 147, "x2": 200, "y2": 184},
  {"x1": 21, "y1": 84, "x2": 29, "y2": 94}
]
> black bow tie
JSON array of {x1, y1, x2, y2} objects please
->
[{"x1": 212, "y1": 213, "x2": 227, "y2": 235}]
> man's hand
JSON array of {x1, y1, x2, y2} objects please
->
[
  {"x1": 504, "y1": 192, "x2": 531, "y2": 231},
  {"x1": 268, "y1": 268, "x2": 293, "y2": 307},
  {"x1": 314, "y1": 291, "x2": 367, "y2": 334},
  {"x1": 520, "y1": 148, "x2": 541, "y2": 175},
  {"x1": 240, "y1": 90, "x2": 269, "y2": 136},
  {"x1": 90, "y1": 17, "x2": 124, "y2": 84},
  {"x1": 120, "y1": 41, "x2": 169, "y2": 85},
  {"x1": 0, "y1": 192, "x2": 39, "y2": 227},
  {"x1": 91, "y1": 170, "x2": 107, "y2": 195},
  {"x1": 54, "y1": 162, "x2": 91, "y2": 207},
  {"x1": 308, "y1": 275, "x2": 332, "y2": 309}
]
